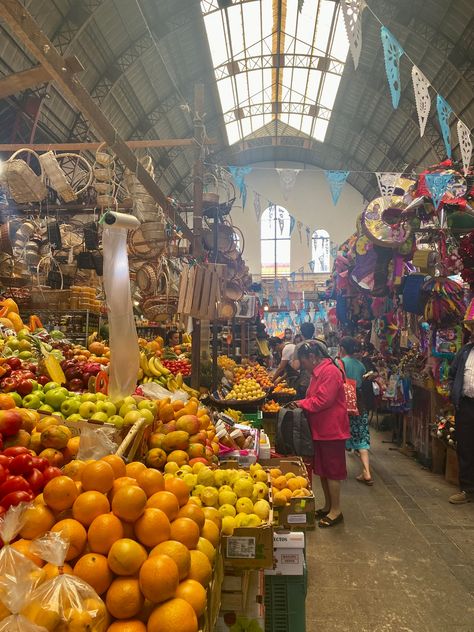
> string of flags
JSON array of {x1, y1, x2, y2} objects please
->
[{"x1": 340, "y1": 0, "x2": 472, "y2": 172}]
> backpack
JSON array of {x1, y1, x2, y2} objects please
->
[{"x1": 275, "y1": 407, "x2": 314, "y2": 457}]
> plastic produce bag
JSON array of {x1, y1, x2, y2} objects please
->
[
  {"x1": 76, "y1": 422, "x2": 118, "y2": 461},
  {"x1": 102, "y1": 225, "x2": 140, "y2": 402},
  {"x1": 22, "y1": 532, "x2": 108, "y2": 632},
  {"x1": 140, "y1": 381, "x2": 189, "y2": 402},
  {"x1": 0, "y1": 574, "x2": 48, "y2": 632},
  {"x1": 0, "y1": 503, "x2": 44, "y2": 610}
]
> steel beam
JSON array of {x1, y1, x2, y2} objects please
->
[{"x1": 0, "y1": 0, "x2": 192, "y2": 240}]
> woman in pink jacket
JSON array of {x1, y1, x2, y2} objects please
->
[{"x1": 296, "y1": 341, "x2": 350, "y2": 528}]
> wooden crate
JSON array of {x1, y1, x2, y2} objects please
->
[{"x1": 445, "y1": 446, "x2": 459, "y2": 486}]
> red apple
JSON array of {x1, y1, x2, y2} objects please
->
[
  {"x1": 0, "y1": 410, "x2": 22, "y2": 437},
  {"x1": 16, "y1": 380, "x2": 34, "y2": 396},
  {"x1": 37, "y1": 375, "x2": 49, "y2": 386},
  {"x1": 6, "y1": 358, "x2": 21, "y2": 370}
]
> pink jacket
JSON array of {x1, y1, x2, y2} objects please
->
[{"x1": 297, "y1": 359, "x2": 350, "y2": 441}]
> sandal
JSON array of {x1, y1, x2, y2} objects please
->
[
  {"x1": 318, "y1": 513, "x2": 344, "y2": 528},
  {"x1": 315, "y1": 508, "x2": 330, "y2": 518},
  {"x1": 356, "y1": 474, "x2": 374, "y2": 486}
]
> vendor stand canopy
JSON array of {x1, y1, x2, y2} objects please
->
[{"x1": 0, "y1": 0, "x2": 472, "y2": 203}]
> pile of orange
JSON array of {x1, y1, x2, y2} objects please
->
[{"x1": 17, "y1": 453, "x2": 219, "y2": 632}]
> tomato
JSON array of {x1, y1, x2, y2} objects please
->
[
  {"x1": 2, "y1": 447, "x2": 29, "y2": 458},
  {"x1": 0, "y1": 465, "x2": 6, "y2": 486},
  {"x1": 27, "y1": 468, "x2": 44, "y2": 493},
  {"x1": 1, "y1": 491, "x2": 33, "y2": 509},
  {"x1": 0, "y1": 476, "x2": 31, "y2": 499},
  {"x1": 0, "y1": 455, "x2": 12, "y2": 469},
  {"x1": 31, "y1": 457, "x2": 49, "y2": 472},
  {"x1": 9, "y1": 454, "x2": 34, "y2": 476},
  {"x1": 42, "y1": 466, "x2": 62, "y2": 483}
]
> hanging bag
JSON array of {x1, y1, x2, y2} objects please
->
[{"x1": 336, "y1": 359, "x2": 360, "y2": 416}]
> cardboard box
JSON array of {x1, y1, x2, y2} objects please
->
[
  {"x1": 265, "y1": 531, "x2": 305, "y2": 576},
  {"x1": 222, "y1": 521, "x2": 273, "y2": 569},
  {"x1": 202, "y1": 547, "x2": 224, "y2": 632},
  {"x1": 274, "y1": 493, "x2": 316, "y2": 531},
  {"x1": 216, "y1": 570, "x2": 265, "y2": 632}
]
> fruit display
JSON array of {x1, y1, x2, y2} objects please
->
[
  {"x1": 145, "y1": 398, "x2": 219, "y2": 469},
  {"x1": 161, "y1": 358, "x2": 192, "y2": 377},
  {"x1": 262, "y1": 400, "x2": 280, "y2": 414},
  {"x1": 163, "y1": 461, "x2": 271, "y2": 537},
  {"x1": 224, "y1": 379, "x2": 266, "y2": 401},
  {"x1": 272, "y1": 382, "x2": 296, "y2": 397},
  {"x1": 139, "y1": 352, "x2": 198, "y2": 396},
  {"x1": 268, "y1": 467, "x2": 311, "y2": 507},
  {"x1": 234, "y1": 364, "x2": 272, "y2": 389},
  {"x1": 0, "y1": 454, "x2": 221, "y2": 632},
  {"x1": 217, "y1": 355, "x2": 237, "y2": 372}
]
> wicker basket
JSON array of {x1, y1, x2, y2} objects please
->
[
  {"x1": 31, "y1": 287, "x2": 71, "y2": 309},
  {"x1": 0, "y1": 148, "x2": 47, "y2": 203},
  {"x1": 38, "y1": 151, "x2": 92, "y2": 203}
]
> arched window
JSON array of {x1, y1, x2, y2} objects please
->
[
  {"x1": 312, "y1": 229, "x2": 330, "y2": 273},
  {"x1": 261, "y1": 205, "x2": 291, "y2": 277}
]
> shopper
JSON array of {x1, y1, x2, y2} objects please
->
[
  {"x1": 339, "y1": 336, "x2": 373, "y2": 485},
  {"x1": 284, "y1": 328, "x2": 293, "y2": 343},
  {"x1": 291, "y1": 322, "x2": 318, "y2": 397},
  {"x1": 271, "y1": 336, "x2": 297, "y2": 385},
  {"x1": 448, "y1": 324, "x2": 474, "y2": 504},
  {"x1": 296, "y1": 341, "x2": 350, "y2": 527}
]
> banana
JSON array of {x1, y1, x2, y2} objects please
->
[
  {"x1": 140, "y1": 352, "x2": 153, "y2": 377},
  {"x1": 148, "y1": 356, "x2": 164, "y2": 377},
  {"x1": 175, "y1": 372, "x2": 183, "y2": 388},
  {"x1": 167, "y1": 376, "x2": 177, "y2": 392},
  {"x1": 154, "y1": 358, "x2": 171, "y2": 376}
]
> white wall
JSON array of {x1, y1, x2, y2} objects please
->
[{"x1": 228, "y1": 162, "x2": 364, "y2": 277}]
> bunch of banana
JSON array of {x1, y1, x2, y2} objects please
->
[
  {"x1": 139, "y1": 352, "x2": 171, "y2": 378},
  {"x1": 182, "y1": 332, "x2": 192, "y2": 344}
]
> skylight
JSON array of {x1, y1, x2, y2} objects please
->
[{"x1": 201, "y1": 0, "x2": 349, "y2": 145}]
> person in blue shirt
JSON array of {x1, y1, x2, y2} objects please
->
[{"x1": 340, "y1": 337, "x2": 373, "y2": 485}]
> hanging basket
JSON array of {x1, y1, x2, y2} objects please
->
[
  {"x1": 95, "y1": 142, "x2": 116, "y2": 167},
  {"x1": 38, "y1": 151, "x2": 92, "y2": 202},
  {"x1": 0, "y1": 148, "x2": 47, "y2": 203}
]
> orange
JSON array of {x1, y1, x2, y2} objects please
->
[
  {"x1": 120, "y1": 519, "x2": 135, "y2": 539},
  {"x1": 175, "y1": 579, "x2": 207, "y2": 617},
  {"x1": 34, "y1": 493, "x2": 45, "y2": 506},
  {"x1": 51, "y1": 519, "x2": 87, "y2": 561},
  {"x1": 101, "y1": 454, "x2": 126, "y2": 478},
  {"x1": 164, "y1": 478, "x2": 190, "y2": 507},
  {"x1": 146, "y1": 491, "x2": 179, "y2": 520},
  {"x1": 187, "y1": 550, "x2": 212, "y2": 587},
  {"x1": 19, "y1": 504, "x2": 55, "y2": 540},
  {"x1": 73, "y1": 553, "x2": 113, "y2": 595},
  {"x1": 0, "y1": 394, "x2": 16, "y2": 409},
  {"x1": 177, "y1": 503, "x2": 205, "y2": 530},
  {"x1": 110, "y1": 477, "x2": 139, "y2": 499},
  {"x1": 62, "y1": 459, "x2": 86, "y2": 481},
  {"x1": 11, "y1": 539, "x2": 44, "y2": 567},
  {"x1": 88, "y1": 513, "x2": 124, "y2": 554},
  {"x1": 107, "y1": 538, "x2": 147, "y2": 576},
  {"x1": 112, "y1": 485, "x2": 147, "y2": 523},
  {"x1": 147, "y1": 598, "x2": 197, "y2": 632},
  {"x1": 63, "y1": 436, "x2": 81, "y2": 462},
  {"x1": 133, "y1": 508, "x2": 170, "y2": 548},
  {"x1": 43, "y1": 475, "x2": 78, "y2": 512},
  {"x1": 169, "y1": 518, "x2": 200, "y2": 550},
  {"x1": 107, "y1": 622, "x2": 146, "y2": 632},
  {"x1": 72, "y1": 491, "x2": 110, "y2": 526},
  {"x1": 150, "y1": 541, "x2": 190, "y2": 580},
  {"x1": 138, "y1": 554, "x2": 179, "y2": 603},
  {"x1": 43, "y1": 562, "x2": 73, "y2": 579},
  {"x1": 200, "y1": 519, "x2": 220, "y2": 548},
  {"x1": 202, "y1": 507, "x2": 221, "y2": 529},
  {"x1": 125, "y1": 461, "x2": 146, "y2": 479},
  {"x1": 136, "y1": 468, "x2": 165, "y2": 497},
  {"x1": 81, "y1": 460, "x2": 115, "y2": 493},
  {"x1": 106, "y1": 578, "x2": 144, "y2": 620}
]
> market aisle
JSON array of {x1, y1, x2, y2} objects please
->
[{"x1": 305, "y1": 431, "x2": 474, "y2": 632}]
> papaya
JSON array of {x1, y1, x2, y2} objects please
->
[
  {"x1": 40, "y1": 424, "x2": 72, "y2": 449},
  {"x1": 162, "y1": 430, "x2": 190, "y2": 452}
]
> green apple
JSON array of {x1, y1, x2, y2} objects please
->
[
  {"x1": 43, "y1": 382, "x2": 60, "y2": 393},
  {"x1": 123, "y1": 410, "x2": 147, "y2": 425},
  {"x1": 38, "y1": 404, "x2": 55, "y2": 414},
  {"x1": 10, "y1": 392, "x2": 22, "y2": 406},
  {"x1": 108, "y1": 415, "x2": 125, "y2": 428},
  {"x1": 22, "y1": 394, "x2": 43, "y2": 410},
  {"x1": 138, "y1": 400, "x2": 157, "y2": 414},
  {"x1": 67, "y1": 413, "x2": 82, "y2": 422},
  {"x1": 90, "y1": 411, "x2": 109, "y2": 423},
  {"x1": 123, "y1": 396, "x2": 137, "y2": 406},
  {"x1": 81, "y1": 393, "x2": 97, "y2": 403},
  {"x1": 119, "y1": 403, "x2": 137, "y2": 417},
  {"x1": 44, "y1": 388, "x2": 69, "y2": 410},
  {"x1": 95, "y1": 392, "x2": 107, "y2": 401},
  {"x1": 17, "y1": 328, "x2": 31, "y2": 340},
  {"x1": 18, "y1": 350, "x2": 33, "y2": 360},
  {"x1": 61, "y1": 399, "x2": 81, "y2": 416},
  {"x1": 96, "y1": 401, "x2": 116, "y2": 417},
  {"x1": 113, "y1": 399, "x2": 124, "y2": 410},
  {"x1": 132, "y1": 408, "x2": 154, "y2": 424},
  {"x1": 79, "y1": 402, "x2": 97, "y2": 419}
]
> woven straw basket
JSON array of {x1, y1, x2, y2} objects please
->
[
  {"x1": 0, "y1": 149, "x2": 47, "y2": 203},
  {"x1": 38, "y1": 151, "x2": 92, "y2": 203}
]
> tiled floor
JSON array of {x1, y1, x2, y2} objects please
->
[{"x1": 306, "y1": 431, "x2": 474, "y2": 632}]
